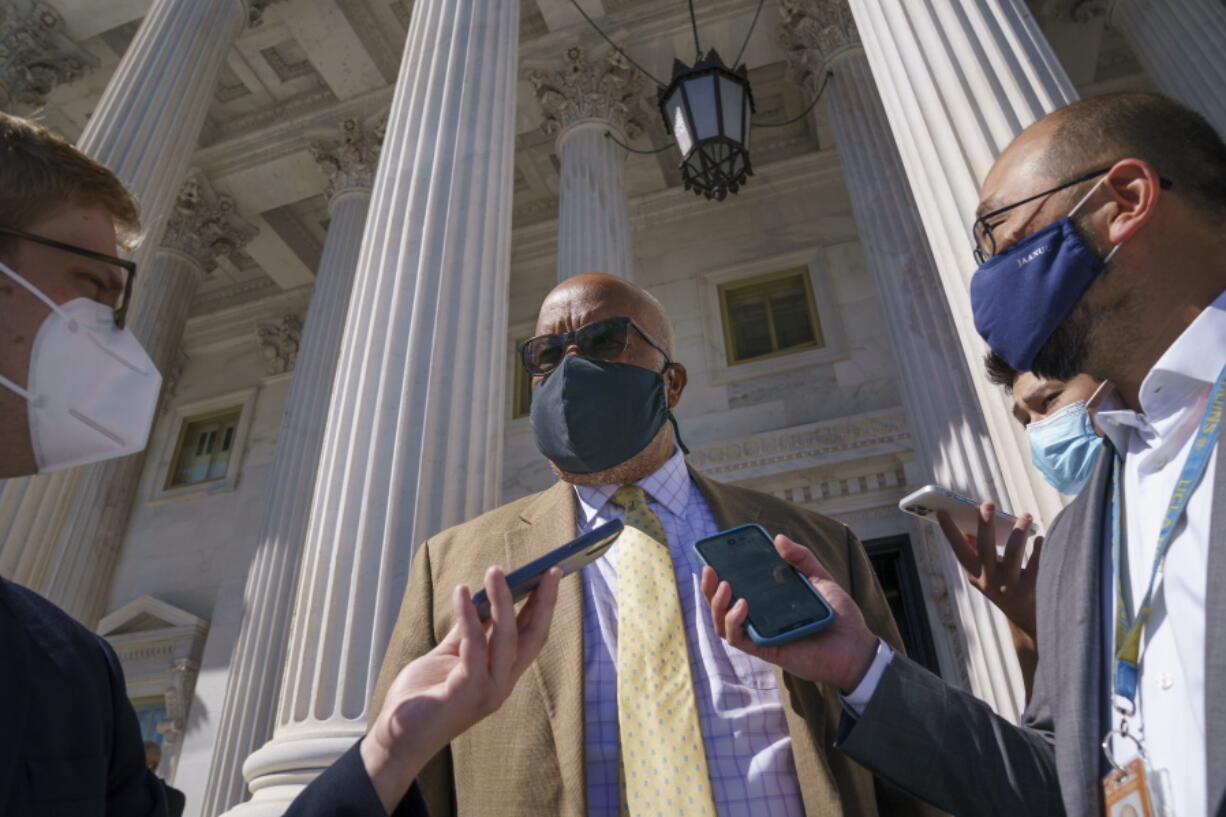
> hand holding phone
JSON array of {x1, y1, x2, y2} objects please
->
[
  {"x1": 692, "y1": 524, "x2": 836, "y2": 646},
  {"x1": 699, "y1": 532, "x2": 879, "y2": 693},
  {"x1": 470, "y1": 519, "x2": 622, "y2": 621}
]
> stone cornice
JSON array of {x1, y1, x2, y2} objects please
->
[
  {"x1": 687, "y1": 407, "x2": 911, "y2": 481},
  {"x1": 184, "y1": 283, "x2": 313, "y2": 353}
]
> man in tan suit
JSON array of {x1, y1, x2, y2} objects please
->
[{"x1": 373, "y1": 273, "x2": 936, "y2": 817}]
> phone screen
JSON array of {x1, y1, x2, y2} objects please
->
[{"x1": 695, "y1": 526, "x2": 834, "y2": 638}]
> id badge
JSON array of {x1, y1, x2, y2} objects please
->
[{"x1": 1102, "y1": 757, "x2": 1172, "y2": 817}]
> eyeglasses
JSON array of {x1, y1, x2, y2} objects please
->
[
  {"x1": 970, "y1": 166, "x2": 1173, "y2": 265},
  {"x1": 519, "y1": 316, "x2": 671, "y2": 376},
  {"x1": 0, "y1": 225, "x2": 137, "y2": 328}
]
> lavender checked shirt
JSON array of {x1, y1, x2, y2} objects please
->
[{"x1": 575, "y1": 449, "x2": 806, "y2": 817}]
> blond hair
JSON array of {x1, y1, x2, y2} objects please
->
[{"x1": 0, "y1": 114, "x2": 140, "y2": 250}]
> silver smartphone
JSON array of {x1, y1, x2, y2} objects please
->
[{"x1": 898, "y1": 484, "x2": 1037, "y2": 545}]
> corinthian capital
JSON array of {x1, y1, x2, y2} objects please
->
[
  {"x1": 779, "y1": 0, "x2": 859, "y2": 93},
  {"x1": 529, "y1": 46, "x2": 644, "y2": 140},
  {"x1": 0, "y1": 0, "x2": 99, "y2": 110},
  {"x1": 309, "y1": 117, "x2": 384, "y2": 201},
  {"x1": 161, "y1": 171, "x2": 258, "y2": 274}
]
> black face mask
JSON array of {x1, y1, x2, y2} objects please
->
[{"x1": 530, "y1": 354, "x2": 681, "y2": 474}]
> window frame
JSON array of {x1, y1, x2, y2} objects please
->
[
  {"x1": 698, "y1": 246, "x2": 848, "y2": 387},
  {"x1": 148, "y1": 387, "x2": 259, "y2": 505},
  {"x1": 718, "y1": 266, "x2": 825, "y2": 366},
  {"x1": 164, "y1": 406, "x2": 244, "y2": 490}
]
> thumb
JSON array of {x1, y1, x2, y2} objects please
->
[{"x1": 775, "y1": 534, "x2": 834, "y2": 583}]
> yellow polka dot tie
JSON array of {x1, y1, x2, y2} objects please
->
[{"x1": 611, "y1": 485, "x2": 716, "y2": 817}]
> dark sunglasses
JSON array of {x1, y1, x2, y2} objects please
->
[
  {"x1": 0, "y1": 225, "x2": 137, "y2": 328},
  {"x1": 519, "y1": 317, "x2": 671, "y2": 376},
  {"x1": 970, "y1": 166, "x2": 1173, "y2": 265}
]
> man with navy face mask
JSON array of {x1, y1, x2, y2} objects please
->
[
  {"x1": 371, "y1": 272, "x2": 937, "y2": 817},
  {"x1": 700, "y1": 91, "x2": 1226, "y2": 817}
]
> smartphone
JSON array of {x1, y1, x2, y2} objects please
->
[
  {"x1": 470, "y1": 518, "x2": 622, "y2": 621},
  {"x1": 692, "y1": 523, "x2": 837, "y2": 647},
  {"x1": 898, "y1": 484, "x2": 1036, "y2": 546}
]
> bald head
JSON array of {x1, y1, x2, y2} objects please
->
[
  {"x1": 980, "y1": 91, "x2": 1226, "y2": 222},
  {"x1": 536, "y1": 272, "x2": 675, "y2": 359}
]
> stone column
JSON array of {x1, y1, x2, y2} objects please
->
[
  {"x1": 0, "y1": 0, "x2": 99, "y2": 112},
  {"x1": 782, "y1": 0, "x2": 1029, "y2": 717},
  {"x1": 0, "y1": 0, "x2": 262, "y2": 616},
  {"x1": 531, "y1": 47, "x2": 642, "y2": 282},
  {"x1": 1109, "y1": 0, "x2": 1226, "y2": 136},
  {"x1": 38, "y1": 173, "x2": 257, "y2": 626},
  {"x1": 844, "y1": 0, "x2": 1077, "y2": 528},
  {"x1": 200, "y1": 118, "x2": 381, "y2": 817},
  {"x1": 231, "y1": 1, "x2": 521, "y2": 811}
]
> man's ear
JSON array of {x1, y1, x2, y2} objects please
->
[
  {"x1": 665, "y1": 362, "x2": 687, "y2": 409},
  {"x1": 1103, "y1": 158, "x2": 1163, "y2": 245}
]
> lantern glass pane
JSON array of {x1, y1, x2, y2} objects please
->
[
  {"x1": 743, "y1": 98, "x2": 751, "y2": 150},
  {"x1": 685, "y1": 74, "x2": 719, "y2": 140},
  {"x1": 667, "y1": 95, "x2": 694, "y2": 155},
  {"x1": 719, "y1": 76, "x2": 744, "y2": 141}
]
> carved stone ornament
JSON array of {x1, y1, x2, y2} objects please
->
[
  {"x1": 778, "y1": 0, "x2": 860, "y2": 92},
  {"x1": 160, "y1": 171, "x2": 258, "y2": 274},
  {"x1": 309, "y1": 117, "x2": 384, "y2": 200},
  {"x1": 257, "y1": 313, "x2": 303, "y2": 375},
  {"x1": 0, "y1": 0, "x2": 99, "y2": 110},
  {"x1": 529, "y1": 46, "x2": 645, "y2": 140}
]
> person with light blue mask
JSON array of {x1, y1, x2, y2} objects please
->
[
  {"x1": 983, "y1": 351, "x2": 1106, "y2": 498},
  {"x1": 935, "y1": 353, "x2": 1105, "y2": 700}
]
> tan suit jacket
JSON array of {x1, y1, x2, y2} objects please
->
[{"x1": 372, "y1": 467, "x2": 943, "y2": 817}]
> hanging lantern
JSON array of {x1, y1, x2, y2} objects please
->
[{"x1": 658, "y1": 49, "x2": 755, "y2": 201}]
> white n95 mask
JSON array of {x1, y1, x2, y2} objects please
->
[{"x1": 0, "y1": 259, "x2": 161, "y2": 473}]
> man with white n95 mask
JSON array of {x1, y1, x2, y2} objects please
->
[{"x1": 0, "y1": 112, "x2": 559, "y2": 817}]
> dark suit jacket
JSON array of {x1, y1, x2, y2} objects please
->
[
  {"x1": 371, "y1": 468, "x2": 945, "y2": 817},
  {"x1": 0, "y1": 577, "x2": 167, "y2": 817},
  {"x1": 286, "y1": 741, "x2": 428, "y2": 817},
  {"x1": 162, "y1": 781, "x2": 186, "y2": 817},
  {"x1": 837, "y1": 442, "x2": 1226, "y2": 817}
]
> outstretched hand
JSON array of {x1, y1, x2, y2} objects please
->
[
  {"x1": 700, "y1": 534, "x2": 878, "y2": 693},
  {"x1": 361, "y1": 566, "x2": 561, "y2": 813},
  {"x1": 937, "y1": 503, "x2": 1042, "y2": 640}
]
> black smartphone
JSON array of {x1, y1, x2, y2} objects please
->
[
  {"x1": 470, "y1": 519, "x2": 623, "y2": 620},
  {"x1": 693, "y1": 523, "x2": 836, "y2": 646}
]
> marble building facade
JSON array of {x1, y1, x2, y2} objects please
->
[{"x1": 1, "y1": 0, "x2": 1223, "y2": 815}]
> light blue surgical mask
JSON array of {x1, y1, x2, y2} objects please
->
[{"x1": 1026, "y1": 401, "x2": 1103, "y2": 495}]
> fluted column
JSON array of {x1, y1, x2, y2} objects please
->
[
  {"x1": 37, "y1": 174, "x2": 257, "y2": 626},
  {"x1": 1110, "y1": 0, "x2": 1226, "y2": 136},
  {"x1": 233, "y1": 1, "x2": 520, "y2": 811},
  {"x1": 0, "y1": 0, "x2": 99, "y2": 112},
  {"x1": 844, "y1": 0, "x2": 1076, "y2": 529},
  {"x1": 531, "y1": 47, "x2": 641, "y2": 281},
  {"x1": 782, "y1": 0, "x2": 1027, "y2": 717},
  {"x1": 203, "y1": 118, "x2": 381, "y2": 817},
  {"x1": 0, "y1": 0, "x2": 260, "y2": 615}
]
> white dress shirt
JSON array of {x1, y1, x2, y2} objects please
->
[
  {"x1": 575, "y1": 448, "x2": 806, "y2": 817},
  {"x1": 1093, "y1": 289, "x2": 1226, "y2": 817}
]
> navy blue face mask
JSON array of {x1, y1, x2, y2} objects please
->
[
  {"x1": 530, "y1": 354, "x2": 681, "y2": 474},
  {"x1": 970, "y1": 178, "x2": 1120, "y2": 372}
]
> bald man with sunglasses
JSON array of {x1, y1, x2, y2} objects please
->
[{"x1": 372, "y1": 272, "x2": 940, "y2": 817}]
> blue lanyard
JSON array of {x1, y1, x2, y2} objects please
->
[{"x1": 1110, "y1": 363, "x2": 1226, "y2": 710}]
